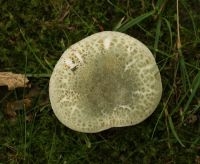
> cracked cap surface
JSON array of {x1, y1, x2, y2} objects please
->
[{"x1": 49, "y1": 31, "x2": 162, "y2": 133}]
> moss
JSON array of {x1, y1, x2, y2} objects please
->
[{"x1": 0, "y1": 0, "x2": 199, "y2": 163}]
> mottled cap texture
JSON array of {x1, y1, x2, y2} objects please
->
[{"x1": 49, "y1": 31, "x2": 162, "y2": 133}]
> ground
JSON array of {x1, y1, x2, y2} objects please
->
[{"x1": 0, "y1": 0, "x2": 200, "y2": 163}]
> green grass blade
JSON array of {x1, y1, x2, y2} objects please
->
[
  {"x1": 19, "y1": 28, "x2": 51, "y2": 73},
  {"x1": 151, "y1": 86, "x2": 173, "y2": 139},
  {"x1": 151, "y1": 108, "x2": 164, "y2": 139},
  {"x1": 153, "y1": 17, "x2": 162, "y2": 56},
  {"x1": 168, "y1": 116, "x2": 185, "y2": 147},
  {"x1": 162, "y1": 18, "x2": 173, "y2": 52},
  {"x1": 183, "y1": 71, "x2": 200, "y2": 113},
  {"x1": 170, "y1": 71, "x2": 200, "y2": 117},
  {"x1": 179, "y1": 53, "x2": 191, "y2": 91},
  {"x1": 107, "y1": 0, "x2": 126, "y2": 15},
  {"x1": 180, "y1": 0, "x2": 199, "y2": 41},
  {"x1": 113, "y1": 17, "x2": 125, "y2": 31},
  {"x1": 116, "y1": 10, "x2": 155, "y2": 32}
]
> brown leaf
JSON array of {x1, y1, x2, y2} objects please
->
[
  {"x1": 5, "y1": 99, "x2": 32, "y2": 120},
  {"x1": 186, "y1": 114, "x2": 198, "y2": 124},
  {"x1": 196, "y1": 156, "x2": 200, "y2": 164},
  {"x1": 25, "y1": 86, "x2": 41, "y2": 98},
  {"x1": 0, "y1": 72, "x2": 29, "y2": 90}
]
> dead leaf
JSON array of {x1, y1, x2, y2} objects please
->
[
  {"x1": 186, "y1": 114, "x2": 198, "y2": 124},
  {"x1": 0, "y1": 72, "x2": 29, "y2": 90},
  {"x1": 5, "y1": 99, "x2": 32, "y2": 120},
  {"x1": 24, "y1": 86, "x2": 41, "y2": 98},
  {"x1": 196, "y1": 156, "x2": 200, "y2": 164}
]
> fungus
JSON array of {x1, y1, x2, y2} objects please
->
[{"x1": 49, "y1": 31, "x2": 162, "y2": 133}]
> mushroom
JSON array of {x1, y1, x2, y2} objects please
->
[{"x1": 49, "y1": 31, "x2": 162, "y2": 133}]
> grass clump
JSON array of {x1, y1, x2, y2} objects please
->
[{"x1": 0, "y1": 0, "x2": 199, "y2": 163}]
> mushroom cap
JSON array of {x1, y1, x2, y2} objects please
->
[{"x1": 49, "y1": 31, "x2": 162, "y2": 133}]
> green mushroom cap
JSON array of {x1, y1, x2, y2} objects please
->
[{"x1": 49, "y1": 31, "x2": 162, "y2": 133}]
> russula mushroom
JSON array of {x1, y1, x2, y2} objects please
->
[{"x1": 49, "y1": 31, "x2": 162, "y2": 133}]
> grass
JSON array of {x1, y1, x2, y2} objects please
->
[{"x1": 0, "y1": 0, "x2": 199, "y2": 163}]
